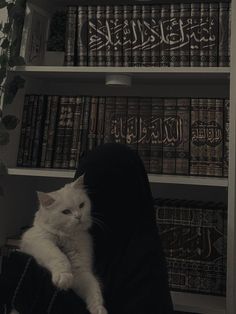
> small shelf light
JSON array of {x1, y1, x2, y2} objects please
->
[{"x1": 105, "y1": 74, "x2": 132, "y2": 87}]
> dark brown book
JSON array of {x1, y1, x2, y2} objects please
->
[
  {"x1": 190, "y1": 98, "x2": 199, "y2": 175},
  {"x1": 179, "y1": 3, "x2": 191, "y2": 66},
  {"x1": 103, "y1": 96, "x2": 116, "y2": 143},
  {"x1": 190, "y1": 3, "x2": 200, "y2": 66},
  {"x1": 113, "y1": 96, "x2": 127, "y2": 144},
  {"x1": 77, "y1": 6, "x2": 88, "y2": 66},
  {"x1": 199, "y1": 3, "x2": 209, "y2": 67},
  {"x1": 79, "y1": 96, "x2": 91, "y2": 159},
  {"x1": 160, "y1": 4, "x2": 170, "y2": 67},
  {"x1": 75, "y1": 96, "x2": 86, "y2": 168},
  {"x1": 96, "y1": 96, "x2": 106, "y2": 146},
  {"x1": 105, "y1": 6, "x2": 114, "y2": 66},
  {"x1": 126, "y1": 97, "x2": 139, "y2": 152},
  {"x1": 175, "y1": 98, "x2": 190, "y2": 175},
  {"x1": 138, "y1": 97, "x2": 152, "y2": 172},
  {"x1": 141, "y1": 5, "x2": 151, "y2": 66},
  {"x1": 162, "y1": 98, "x2": 177, "y2": 174},
  {"x1": 219, "y1": 2, "x2": 230, "y2": 67},
  {"x1": 209, "y1": 3, "x2": 219, "y2": 67},
  {"x1": 169, "y1": 4, "x2": 180, "y2": 67},
  {"x1": 87, "y1": 96, "x2": 98, "y2": 151},
  {"x1": 69, "y1": 96, "x2": 84, "y2": 169},
  {"x1": 151, "y1": 5, "x2": 161, "y2": 67},
  {"x1": 64, "y1": 6, "x2": 77, "y2": 66},
  {"x1": 223, "y1": 99, "x2": 229, "y2": 177},
  {"x1": 123, "y1": 5, "x2": 132, "y2": 67},
  {"x1": 150, "y1": 98, "x2": 164, "y2": 174},
  {"x1": 197, "y1": 98, "x2": 208, "y2": 176},
  {"x1": 88, "y1": 6, "x2": 97, "y2": 66},
  {"x1": 96, "y1": 6, "x2": 106, "y2": 66},
  {"x1": 27, "y1": 95, "x2": 39, "y2": 167},
  {"x1": 114, "y1": 6, "x2": 123, "y2": 66},
  {"x1": 40, "y1": 96, "x2": 52, "y2": 167},
  {"x1": 132, "y1": 5, "x2": 142, "y2": 66}
]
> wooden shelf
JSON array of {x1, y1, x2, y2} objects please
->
[
  {"x1": 172, "y1": 291, "x2": 226, "y2": 314},
  {"x1": 10, "y1": 66, "x2": 230, "y2": 84},
  {"x1": 8, "y1": 168, "x2": 228, "y2": 187}
]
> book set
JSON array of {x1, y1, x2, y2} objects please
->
[
  {"x1": 17, "y1": 94, "x2": 229, "y2": 179},
  {"x1": 64, "y1": 2, "x2": 231, "y2": 67}
]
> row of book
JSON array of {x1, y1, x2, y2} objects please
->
[
  {"x1": 17, "y1": 95, "x2": 229, "y2": 177},
  {"x1": 154, "y1": 198, "x2": 227, "y2": 296},
  {"x1": 64, "y1": 2, "x2": 231, "y2": 67}
]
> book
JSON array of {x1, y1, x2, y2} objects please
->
[
  {"x1": 179, "y1": 3, "x2": 191, "y2": 67},
  {"x1": 40, "y1": 95, "x2": 52, "y2": 167},
  {"x1": 87, "y1": 96, "x2": 98, "y2": 151},
  {"x1": 141, "y1": 5, "x2": 151, "y2": 66},
  {"x1": 160, "y1": 4, "x2": 170, "y2": 67},
  {"x1": 169, "y1": 4, "x2": 180, "y2": 67},
  {"x1": 219, "y1": 2, "x2": 230, "y2": 67},
  {"x1": 96, "y1": 96, "x2": 106, "y2": 146},
  {"x1": 150, "y1": 97, "x2": 163, "y2": 174},
  {"x1": 113, "y1": 97, "x2": 127, "y2": 144},
  {"x1": 209, "y1": 3, "x2": 219, "y2": 67},
  {"x1": 88, "y1": 6, "x2": 97, "y2": 66},
  {"x1": 123, "y1": 5, "x2": 132, "y2": 67},
  {"x1": 197, "y1": 98, "x2": 208, "y2": 176},
  {"x1": 223, "y1": 99, "x2": 229, "y2": 177},
  {"x1": 126, "y1": 97, "x2": 139, "y2": 152},
  {"x1": 64, "y1": 6, "x2": 77, "y2": 66},
  {"x1": 105, "y1": 6, "x2": 114, "y2": 66},
  {"x1": 103, "y1": 96, "x2": 116, "y2": 143},
  {"x1": 162, "y1": 98, "x2": 177, "y2": 174},
  {"x1": 79, "y1": 96, "x2": 91, "y2": 159},
  {"x1": 151, "y1": 5, "x2": 161, "y2": 66},
  {"x1": 132, "y1": 5, "x2": 142, "y2": 66},
  {"x1": 77, "y1": 6, "x2": 88, "y2": 66},
  {"x1": 175, "y1": 98, "x2": 190, "y2": 175},
  {"x1": 69, "y1": 96, "x2": 84, "y2": 169},
  {"x1": 199, "y1": 3, "x2": 209, "y2": 67},
  {"x1": 138, "y1": 97, "x2": 152, "y2": 172},
  {"x1": 114, "y1": 6, "x2": 123, "y2": 66},
  {"x1": 96, "y1": 6, "x2": 106, "y2": 66},
  {"x1": 213, "y1": 99, "x2": 224, "y2": 176},
  {"x1": 190, "y1": 3, "x2": 200, "y2": 67},
  {"x1": 75, "y1": 96, "x2": 86, "y2": 168},
  {"x1": 190, "y1": 98, "x2": 199, "y2": 175}
]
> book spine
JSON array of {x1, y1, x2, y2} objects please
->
[
  {"x1": 123, "y1": 5, "x2": 132, "y2": 67},
  {"x1": 228, "y1": 3, "x2": 231, "y2": 67},
  {"x1": 150, "y1": 97, "x2": 164, "y2": 174},
  {"x1": 105, "y1": 6, "x2": 114, "y2": 66},
  {"x1": 27, "y1": 95, "x2": 39, "y2": 167},
  {"x1": 40, "y1": 96, "x2": 52, "y2": 167},
  {"x1": 96, "y1": 6, "x2": 106, "y2": 66},
  {"x1": 52, "y1": 96, "x2": 68, "y2": 168},
  {"x1": 141, "y1": 5, "x2": 151, "y2": 66},
  {"x1": 190, "y1": 3, "x2": 200, "y2": 67},
  {"x1": 179, "y1": 3, "x2": 191, "y2": 66},
  {"x1": 87, "y1": 96, "x2": 98, "y2": 151},
  {"x1": 61, "y1": 97, "x2": 76, "y2": 169},
  {"x1": 75, "y1": 96, "x2": 85, "y2": 168},
  {"x1": 77, "y1": 6, "x2": 88, "y2": 66},
  {"x1": 209, "y1": 3, "x2": 219, "y2": 67},
  {"x1": 17, "y1": 95, "x2": 30, "y2": 167},
  {"x1": 31, "y1": 95, "x2": 46, "y2": 167},
  {"x1": 169, "y1": 4, "x2": 180, "y2": 67},
  {"x1": 190, "y1": 98, "x2": 199, "y2": 175},
  {"x1": 160, "y1": 4, "x2": 170, "y2": 67},
  {"x1": 69, "y1": 96, "x2": 83, "y2": 169},
  {"x1": 214, "y1": 99, "x2": 224, "y2": 176},
  {"x1": 223, "y1": 99, "x2": 229, "y2": 177},
  {"x1": 138, "y1": 97, "x2": 152, "y2": 172},
  {"x1": 197, "y1": 98, "x2": 208, "y2": 176},
  {"x1": 103, "y1": 96, "x2": 116, "y2": 143},
  {"x1": 175, "y1": 98, "x2": 190, "y2": 175},
  {"x1": 162, "y1": 98, "x2": 177, "y2": 174},
  {"x1": 22, "y1": 95, "x2": 35, "y2": 167},
  {"x1": 113, "y1": 96, "x2": 127, "y2": 144},
  {"x1": 132, "y1": 5, "x2": 142, "y2": 66},
  {"x1": 114, "y1": 6, "x2": 123, "y2": 66},
  {"x1": 206, "y1": 98, "x2": 216, "y2": 176},
  {"x1": 88, "y1": 6, "x2": 97, "y2": 66},
  {"x1": 218, "y1": 3, "x2": 230, "y2": 67},
  {"x1": 79, "y1": 96, "x2": 91, "y2": 159},
  {"x1": 151, "y1": 5, "x2": 161, "y2": 66},
  {"x1": 199, "y1": 3, "x2": 209, "y2": 67},
  {"x1": 64, "y1": 6, "x2": 77, "y2": 66},
  {"x1": 126, "y1": 97, "x2": 139, "y2": 152},
  {"x1": 96, "y1": 96, "x2": 106, "y2": 146},
  {"x1": 44, "y1": 96, "x2": 60, "y2": 168}
]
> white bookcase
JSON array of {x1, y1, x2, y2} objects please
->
[{"x1": 0, "y1": 0, "x2": 235, "y2": 313}]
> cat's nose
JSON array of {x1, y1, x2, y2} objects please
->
[{"x1": 74, "y1": 213, "x2": 82, "y2": 220}]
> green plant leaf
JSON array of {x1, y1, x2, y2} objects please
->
[
  {"x1": 1, "y1": 38, "x2": 10, "y2": 49},
  {"x1": 2, "y1": 115, "x2": 19, "y2": 130},
  {"x1": 0, "y1": 160, "x2": 8, "y2": 176},
  {"x1": 0, "y1": 129, "x2": 9, "y2": 145}
]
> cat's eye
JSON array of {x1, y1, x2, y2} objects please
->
[
  {"x1": 62, "y1": 209, "x2": 72, "y2": 215},
  {"x1": 79, "y1": 202, "x2": 85, "y2": 208}
]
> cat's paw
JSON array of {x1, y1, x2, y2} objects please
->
[
  {"x1": 90, "y1": 305, "x2": 108, "y2": 314},
  {"x1": 52, "y1": 271, "x2": 73, "y2": 290}
]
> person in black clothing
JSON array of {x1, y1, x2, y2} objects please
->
[{"x1": 0, "y1": 143, "x2": 173, "y2": 314}]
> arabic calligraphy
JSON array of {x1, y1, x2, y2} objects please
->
[
  {"x1": 191, "y1": 121, "x2": 223, "y2": 147},
  {"x1": 87, "y1": 17, "x2": 217, "y2": 51}
]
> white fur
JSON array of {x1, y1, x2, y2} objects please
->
[{"x1": 20, "y1": 177, "x2": 107, "y2": 314}]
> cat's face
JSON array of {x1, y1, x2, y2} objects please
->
[{"x1": 37, "y1": 176, "x2": 92, "y2": 232}]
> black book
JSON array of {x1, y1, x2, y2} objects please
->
[
  {"x1": 96, "y1": 6, "x2": 106, "y2": 66},
  {"x1": 190, "y1": 3, "x2": 200, "y2": 67},
  {"x1": 40, "y1": 96, "x2": 52, "y2": 168},
  {"x1": 113, "y1": 96, "x2": 127, "y2": 144},
  {"x1": 151, "y1": 5, "x2": 161, "y2": 67},
  {"x1": 179, "y1": 3, "x2": 191, "y2": 67},
  {"x1": 209, "y1": 3, "x2": 219, "y2": 67},
  {"x1": 103, "y1": 96, "x2": 116, "y2": 143},
  {"x1": 96, "y1": 96, "x2": 106, "y2": 146},
  {"x1": 169, "y1": 4, "x2": 180, "y2": 67},
  {"x1": 126, "y1": 97, "x2": 139, "y2": 152},
  {"x1": 123, "y1": 5, "x2": 132, "y2": 67},
  {"x1": 132, "y1": 5, "x2": 142, "y2": 66},
  {"x1": 190, "y1": 98, "x2": 199, "y2": 175},
  {"x1": 64, "y1": 6, "x2": 77, "y2": 66},
  {"x1": 223, "y1": 99, "x2": 229, "y2": 177},
  {"x1": 79, "y1": 96, "x2": 91, "y2": 159},
  {"x1": 219, "y1": 2, "x2": 230, "y2": 67},
  {"x1": 160, "y1": 4, "x2": 170, "y2": 67},
  {"x1": 88, "y1": 6, "x2": 97, "y2": 66},
  {"x1": 114, "y1": 6, "x2": 123, "y2": 66},
  {"x1": 141, "y1": 5, "x2": 151, "y2": 66},
  {"x1": 199, "y1": 3, "x2": 209, "y2": 67},
  {"x1": 77, "y1": 6, "x2": 88, "y2": 66},
  {"x1": 87, "y1": 96, "x2": 98, "y2": 151},
  {"x1": 105, "y1": 6, "x2": 114, "y2": 66}
]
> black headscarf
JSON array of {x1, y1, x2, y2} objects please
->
[{"x1": 0, "y1": 143, "x2": 173, "y2": 314}]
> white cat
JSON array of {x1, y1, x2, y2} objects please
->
[{"x1": 20, "y1": 176, "x2": 107, "y2": 314}]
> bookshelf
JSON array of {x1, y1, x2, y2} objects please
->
[{"x1": 0, "y1": 0, "x2": 235, "y2": 313}]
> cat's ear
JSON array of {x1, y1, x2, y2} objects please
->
[
  {"x1": 37, "y1": 191, "x2": 55, "y2": 208},
  {"x1": 72, "y1": 175, "x2": 84, "y2": 190}
]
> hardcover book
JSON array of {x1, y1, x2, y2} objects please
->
[
  {"x1": 96, "y1": 96, "x2": 106, "y2": 146},
  {"x1": 219, "y1": 2, "x2": 230, "y2": 66},
  {"x1": 113, "y1": 97, "x2": 128, "y2": 144},
  {"x1": 79, "y1": 96, "x2": 91, "y2": 159},
  {"x1": 141, "y1": 5, "x2": 151, "y2": 66},
  {"x1": 103, "y1": 96, "x2": 116, "y2": 144},
  {"x1": 190, "y1": 98, "x2": 199, "y2": 175},
  {"x1": 88, "y1": 6, "x2": 97, "y2": 66},
  {"x1": 209, "y1": 3, "x2": 219, "y2": 67},
  {"x1": 132, "y1": 5, "x2": 142, "y2": 66},
  {"x1": 64, "y1": 6, "x2": 77, "y2": 66},
  {"x1": 169, "y1": 4, "x2": 180, "y2": 67},
  {"x1": 87, "y1": 96, "x2": 98, "y2": 151},
  {"x1": 151, "y1": 5, "x2": 161, "y2": 66},
  {"x1": 77, "y1": 6, "x2": 88, "y2": 66},
  {"x1": 197, "y1": 98, "x2": 208, "y2": 176},
  {"x1": 114, "y1": 6, "x2": 123, "y2": 66},
  {"x1": 96, "y1": 6, "x2": 106, "y2": 66},
  {"x1": 105, "y1": 6, "x2": 114, "y2": 66},
  {"x1": 179, "y1": 3, "x2": 191, "y2": 67},
  {"x1": 199, "y1": 3, "x2": 209, "y2": 67},
  {"x1": 190, "y1": 3, "x2": 200, "y2": 67},
  {"x1": 123, "y1": 5, "x2": 132, "y2": 67},
  {"x1": 223, "y1": 99, "x2": 229, "y2": 177},
  {"x1": 40, "y1": 95, "x2": 52, "y2": 167},
  {"x1": 126, "y1": 97, "x2": 139, "y2": 152},
  {"x1": 160, "y1": 4, "x2": 170, "y2": 67}
]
